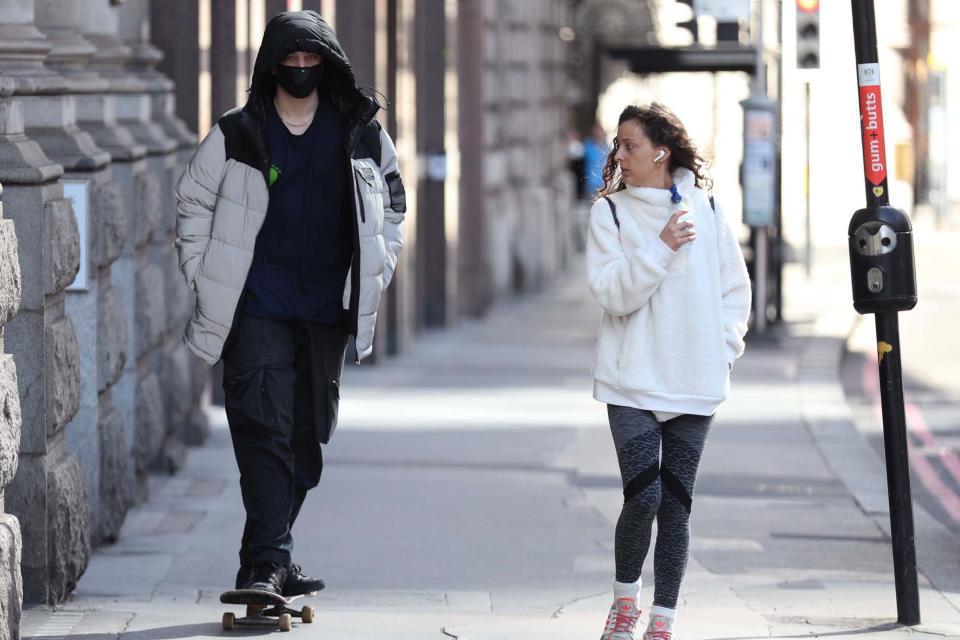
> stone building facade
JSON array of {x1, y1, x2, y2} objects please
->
[
  {"x1": 0, "y1": 130, "x2": 24, "y2": 640},
  {"x1": 0, "y1": 0, "x2": 576, "y2": 631},
  {"x1": 0, "y1": 0, "x2": 206, "y2": 615},
  {"x1": 480, "y1": 0, "x2": 575, "y2": 300}
]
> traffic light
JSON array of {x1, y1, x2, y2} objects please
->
[
  {"x1": 796, "y1": 0, "x2": 820, "y2": 68},
  {"x1": 676, "y1": 0, "x2": 698, "y2": 44}
]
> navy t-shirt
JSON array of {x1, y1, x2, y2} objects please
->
[{"x1": 244, "y1": 97, "x2": 352, "y2": 323}]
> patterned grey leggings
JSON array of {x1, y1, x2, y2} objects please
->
[{"x1": 608, "y1": 405, "x2": 712, "y2": 609}]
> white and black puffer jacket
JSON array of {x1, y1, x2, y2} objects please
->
[
  {"x1": 586, "y1": 168, "x2": 751, "y2": 415},
  {"x1": 174, "y1": 10, "x2": 405, "y2": 365}
]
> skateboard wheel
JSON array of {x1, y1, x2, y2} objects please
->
[
  {"x1": 222, "y1": 612, "x2": 235, "y2": 631},
  {"x1": 279, "y1": 613, "x2": 292, "y2": 631},
  {"x1": 301, "y1": 606, "x2": 314, "y2": 623}
]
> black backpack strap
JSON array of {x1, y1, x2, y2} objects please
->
[
  {"x1": 356, "y1": 119, "x2": 383, "y2": 165},
  {"x1": 603, "y1": 196, "x2": 620, "y2": 229}
]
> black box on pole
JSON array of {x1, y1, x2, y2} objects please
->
[{"x1": 848, "y1": 206, "x2": 918, "y2": 315}]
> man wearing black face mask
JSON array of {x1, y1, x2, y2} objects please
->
[{"x1": 174, "y1": 11, "x2": 406, "y2": 598}]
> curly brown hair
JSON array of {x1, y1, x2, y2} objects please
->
[{"x1": 596, "y1": 103, "x2": 711, "y2": 199}]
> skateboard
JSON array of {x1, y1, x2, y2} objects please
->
[{"x1": 219, "y1": 589, "x2": 316, "y2": 632}]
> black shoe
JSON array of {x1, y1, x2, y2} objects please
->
[
  {"x1": 235, "y1": 565, "x2": 252, "y2": 590},
  {"x1": 282, "y1": 563, "x2": 325, "y2": 597},
  {"x1": 241, "y1": 563, "x2": 287, "y2": 596}
]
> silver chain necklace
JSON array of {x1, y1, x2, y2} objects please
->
[{"x1": 274, "y1": 100, "x2": 314, "y2": 128}]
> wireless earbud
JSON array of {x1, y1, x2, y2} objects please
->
[{"x1": 654, "y1": 149, "x2": 666, "y2": 163}]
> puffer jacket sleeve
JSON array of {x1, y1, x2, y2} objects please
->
[
  {"x1": 586, "y1": 197, "x2": 677, "y2": 317},
  {"x1": 174, "y1": 125, "x2": 226, "y2": 290},
  {"x1": 714, "y1": 201, "x2": 752, "y2": 367},
  {"x1": 377, "y1": 127, "x2": 406, "y2": 290}
]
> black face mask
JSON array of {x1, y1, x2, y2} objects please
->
[{"x1": 275, "y1": 63, "x2": 323, "y2": 99}]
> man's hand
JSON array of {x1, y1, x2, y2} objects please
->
[{"x1": 659, "y1": 210, "x2": 695, "y2": 251}]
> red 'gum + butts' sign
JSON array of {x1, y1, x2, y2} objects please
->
[{"x1": 858, "y1": 63, "x2": 886, "y2": 187}]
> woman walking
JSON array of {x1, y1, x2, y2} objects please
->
[{"x1": 586, "y1": 104, "x2": 751, "y2": 640}]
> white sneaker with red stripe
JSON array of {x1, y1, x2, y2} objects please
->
[
  {"x1": 600, "y1": 597, "x2": 641, "y2": 640},
  {"x1": 642, "y1": 613, "x2": 674, "y2": 640}
]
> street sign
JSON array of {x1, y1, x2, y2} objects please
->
[
  {"x1": 857, "y1": 63, "x2": 887, "y2": 195},
  {"x1": 742, "y1": 99, "x2": 776, "y2": 227},
  {"x1": 425, "y1": 153, "x2": 447, "y2": 181}
]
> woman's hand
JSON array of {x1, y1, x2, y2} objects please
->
[{"x1": 659, "y1": 210, "x2": 696, "y2": 251}]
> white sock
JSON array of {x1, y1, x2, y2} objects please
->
[
  {"x1": 648, "y1": 605, "x2": 676, "y2": 631},
  {"x1": 613, "y1": 579, "x2": 641, "y2": 601}
]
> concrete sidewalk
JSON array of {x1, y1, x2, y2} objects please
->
[{"x1": 21, "y1": 257, "x2": 960, "y2": 639}]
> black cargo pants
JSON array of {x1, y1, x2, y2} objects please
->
[{"x1": 221, "y1": 312, "x2": 348, "y2": 568}]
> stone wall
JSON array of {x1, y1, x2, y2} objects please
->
[
  {"x1": 32, "y1": 0, "x2": 129, "y2": 550},
  {"x1": 117, "y1": 0, "x2": 207, "y2": 467},
  {"x1": 0, "y1": 0, "x2": 204, "y2": 606},
  {"x1": 0, "y1": 89, "x2": 25, "y2": 640},
  {"x1": 483, "y1": 0, "x2": 575, "y2": 298},
  {"x1": 0, "y1": 0, "x2": 91, "y2": 606}
]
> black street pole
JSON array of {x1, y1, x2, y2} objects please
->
[
  {"x1": 850, "y1": 0, "x2": 921, "y2": 626},
  {"x1": 875, "y1": 311, "x2": 920, "y2": 625}
]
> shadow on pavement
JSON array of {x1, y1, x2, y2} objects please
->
[
  {"x1": 842, "y1": 347, "x2": 960, "y2": 541},
  {"x1": 26, "y1": 621, "x2": 283, "y2": 639},
  {"x1": 707, "y1": 621, "x2": 904, "y2": 640}
]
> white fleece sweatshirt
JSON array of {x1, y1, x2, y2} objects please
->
[{"x1": 587, "y1": 168, "x2": 751, "y2": 416}]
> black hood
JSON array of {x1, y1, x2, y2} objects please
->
[{"x1": 246, "y1": 10, "x2": 373, "y2": 122}]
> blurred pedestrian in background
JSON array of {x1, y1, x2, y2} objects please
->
[
  {"x1": 583, "y1": 122, "x2": 611, "y2": 199},
  {"x1": 566, "y1": 129, "x2": 586, "y2": 199},
  {"x1": 586, "y1": 103, "x2": 751, "y2": 640}
]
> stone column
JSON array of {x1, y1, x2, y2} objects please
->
[
  {"x1": 384, "y1": 0, "x2": 419, "y2": 354},
  {"x1": 149, "y1": 0, "x2": 200, "y2": 134},
  {"x1": 120, "y1": 0, "x2": 195, "y2": 149},
  {"x1": 210, "y1": 0, "x2": 250, "y2": 120},
  {"x1": 476, "y1": 0, "x2": 573, "y2": 300},
  {"x1": 336, "y1": 0, "x2": 376, "y2": 85},
  {"x1": 526, "y1": 0, "x2": 573, "y2": 283},
  {"x1": 148, "y1": 1, "x2": 213, "y2": 413},
  {"x1": 334, "y1": 0, "x2": 389, "y2": 357},
  {"x1": 0, "y1": 0, "x2": 89, "y2": 605},
  {"x1": 458, "y1": 0, "x2": 488, "y2": 316},
  {"x1": 141, "y1": 0, "x2": 207, "y2": 435},
  {"x1": 32, "y1": 0, "x2": 131, "y2": 548},
  {"x1": 265, "y1": 0, "x2": 287, "y2": 20},
  {"x1": 0, "y1": 82, "x2": 25, "y2": 640},
  {"x1": 81, "y1": 0, "x2": 170, "y2": 504},
  {"x1": 121, "y1": 0, "x2": 208, "y2": 468},
  {"x1": 414, "y1": 0, "x2": 447, "y2": 327}
]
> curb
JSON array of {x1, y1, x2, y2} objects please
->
[{"x1": 799, "y1": 313, "x2": 960, "y2": 620}]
